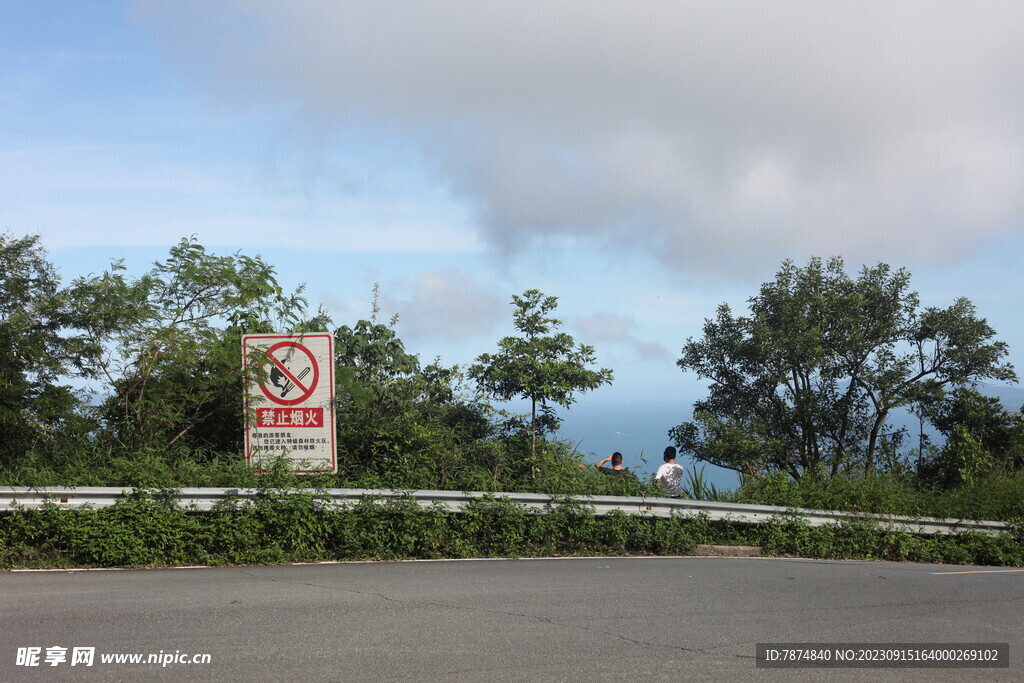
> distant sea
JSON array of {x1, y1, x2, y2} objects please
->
[
  {"x1": 556, "y1": 383, "x2": 1024, "y2": 494},
  {"x1": 555, "y1": 396, "x2": 742, "y2": 491}
]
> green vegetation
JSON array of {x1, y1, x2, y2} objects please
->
[
  {"x1": 669, "y1": 255, "x2": 1024, "y2": 536},
  {"x1": 0, "y1": 234, "x2": 634, "y2": 497},
  {"x1": 0, "y1": 492, "x2": 698, "y2": 568},
  {"x1": 3, "y1": 490, "x2": 1020, "y2": 569},
  {"x1": 0, "y1": 234, "x2": 94, "y2": 471},
  {"x1": 469, "y1": 289, "x2": 613, "y2": 473},
  {"x1": 2, "y1": 236, "x2": 1023, "y2": 568},
  {"x1": 732, "y1": 470, "x2": 1024, "y2": 523},
  {"x1": 671, "y1": 256, "x2": 1017, "y2": 480}
]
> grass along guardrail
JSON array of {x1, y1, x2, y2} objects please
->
[
  {"x1": 0, "y1": 487, "x2": 1011, "y2": 536},
  {"x1": 1, "y1": 488, "x2": 1021, "y2": 570}
]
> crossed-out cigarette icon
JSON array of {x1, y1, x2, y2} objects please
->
[{"x1": 281, "y1": 367, "x2": 311, "y2": 396}]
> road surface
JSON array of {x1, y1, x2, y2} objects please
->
[{"x1": 2, "y1": 556, "x2": 1021, "y2": 680}]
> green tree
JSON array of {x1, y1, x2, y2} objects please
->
[
  {"x1": 671, "y1": 257, "x2": 1016, "y2": 480},
  {"x1": 939, "y1": 424, "x2": 988, "y2": 487},
  {"x1": 69, "y1": 237, "x2": 328, "y2": 455},
  {"x1": 469, "y1": 289, "x2": 613, "y2": 474},
  {"x1": 333, "y1": 291, "x2": 492, "y2": 488},
  {"x1": 0, "y1": 234, "x2": 94, "y2": 469},
  {"x1": 924, "y1": 386, "x2": 1024, "y2": 477}
]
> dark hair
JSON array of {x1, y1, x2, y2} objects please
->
[
  {"x1": 611, "y1": 452, "x2": 623, "y2": 466},
  {"x1": 663, "y1": 446, "x2": 677, "y2": 462}
]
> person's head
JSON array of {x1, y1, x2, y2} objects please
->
[
  {"x1": 663, "y1": 446, "x2": 677, "y2": 463},
  {"x1": 611, "y1": 452, "x2": 623, "y2": 467}
]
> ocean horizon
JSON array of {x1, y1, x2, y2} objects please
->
[
  {"x1": 555, "y1": 395, "x2": 743, "y2": 492},
  {"x1": 555, "y1": 382, "x2": 1024, "y2": 493}
]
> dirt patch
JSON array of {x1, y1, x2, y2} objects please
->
[{"x1": 693, "y1": 544, "x2": 763, "y2": 557}]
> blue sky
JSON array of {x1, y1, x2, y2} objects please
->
[{"x1": 4, "y1": 2, "x2": 1024, "y2": 487}]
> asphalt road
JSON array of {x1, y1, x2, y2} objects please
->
[{"x1": 2, "y1": 556, "x2": 1021, "y2": 681}]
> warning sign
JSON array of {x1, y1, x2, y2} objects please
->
[
  {"x1": 258, "y1": 340, "x2": 319, "y2": 406},
  {"x1": 243, "y1": 333, "x2": 336, "y2": 473}
]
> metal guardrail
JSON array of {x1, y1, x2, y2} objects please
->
[{"x1": 0, "y1": 486, "x2": 1012, "y2": 537}]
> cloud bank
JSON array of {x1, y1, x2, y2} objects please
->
[
  {"x1": 135, "y1": 1, "x2": 1024, "y2": 273},
  {"x1": 574, "y1": 313, "x2": 671, "y2": 363},
  {"x1": 381, "y1": 268, "x2": 505, "y2": 343}
]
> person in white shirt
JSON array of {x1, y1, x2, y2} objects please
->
[{"x1": 655, "y1": 446, "x2": 684, "y2": 498}]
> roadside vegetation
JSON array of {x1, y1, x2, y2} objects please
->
[
  {"x1": 0, "y1": 234, "x2": 630, "y2": 497},
  {"x1": 2, "y1": 234, "x2": 1023, "y2": 567},
  {"x1": 3, "y1": 491, "x2": 1022, "y2": 570}
]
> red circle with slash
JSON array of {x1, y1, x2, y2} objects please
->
[{"x1": 258, "y1": 341, "x2": 319, "y2": 406}]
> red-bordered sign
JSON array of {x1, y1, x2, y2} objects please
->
[
  {"x1": 243, "y1": 333, "x2": 336, "y2": 474},
  {"x1": 257, "y1": 340, "x2": 320, "y2": 406}
]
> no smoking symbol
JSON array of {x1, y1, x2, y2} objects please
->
[{"x1": 258, "y1": 341, "x2": 320, "y2": 406}]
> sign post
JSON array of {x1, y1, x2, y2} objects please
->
[{"x1": 243, "y1": 333, "x2": 336, "y2": 473}]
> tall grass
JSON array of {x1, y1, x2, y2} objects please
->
[
  {"x1": 733, "y1": 470, "x2": 1024, "y2": 522},
  {"x1": 679, "y1": 464, "x2": 723, "y2": 501}
]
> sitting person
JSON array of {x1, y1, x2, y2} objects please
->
[
  {"x1": 595, "y1": 452, "x2": 632, "y2": 476},
  {"x1": 655, "y1": 446, "x2": 685, "y2": 497}
]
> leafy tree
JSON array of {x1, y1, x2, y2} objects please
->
[
  {"x1": 68, "y1": 237, "x2": 328, "y2": 454},
  {"x1": 939, "y1": 425, "x2": 988, "y2": 487},
  {"x1": 469, "y1": 289, "x2": 613, "y2": 474},
  {"x1": 928, "y1": 388, "x2": 1024, "y2": 457},
  {"x1": 0, "y1": 234, "x2": 94, "y2": 468},
  {"x1": 333, "y1": 292, "x2": 492, "y2": 488},
  {"x1": 924, "y1": 387, "x2": 1024, "y2": 478},
  {"x1": 671, "y1": 257, "x2": 1016, "y2": 480}
]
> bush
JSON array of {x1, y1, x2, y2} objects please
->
[
  {"x1": 734, "y1": 470, "x2": 1024, "y2": 523},
  {"x1": 3, "y1": 489, "x2": 1021, "y2": 570}
]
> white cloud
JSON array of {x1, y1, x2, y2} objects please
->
[
  {"x1": 134, "y1": 1, "x2": 1024, "y2": 274},
  {"x1": 380, "y1": 268, "x2": 505, "y2": 343},
  {"x1": 574, "y1": 313, "x2": 670, "y2": 362}
]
